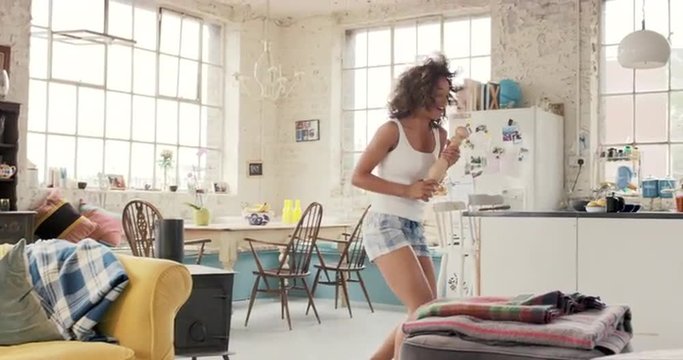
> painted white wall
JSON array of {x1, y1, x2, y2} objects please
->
[{"x1": 2, "y1": 0, "x2": 602, "y2": 222}]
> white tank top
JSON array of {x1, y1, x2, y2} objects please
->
[{"x1": 370, "y1": 119, "x2": 441, "y2": 222}]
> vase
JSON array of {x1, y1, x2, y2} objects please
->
[
  {"x1": 193, "y1": 207, "x2": 210, "y2": 226},
  {"x1": 0, "y1": 70, "x2": 9, "y2": 98}
]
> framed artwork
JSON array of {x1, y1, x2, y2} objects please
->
[
  {"x1": 213, "y1": 181, "x2": 229, "y2": 193},
  {"x1": 295, "y1": 119, "x2": 320, "y2": 142},
  {"x1": 0, "y1": 45, "x2": 10, "y2": 73},
  {"x1": 107, "y1": 174, "x2": 126, "y2": 189},
  {"x1": 248, "y1": 161, "x2": 263, "y2": 177}
]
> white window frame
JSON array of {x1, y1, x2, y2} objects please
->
[{"x1": 27, "y1": 0, "x2": 225, "y2": 190}]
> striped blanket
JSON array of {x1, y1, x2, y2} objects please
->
[
  {"x1": 416, "y1": 291, "x2": 606, "y2": 324},
  {"x1": 26, "y1": 239, "x2": 129, "y2": 342},
  {"x1": 405, "y1": 292, "x2": 630, "y2": 353}
]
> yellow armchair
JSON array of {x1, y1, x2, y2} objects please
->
[{"x1": 0, "y1": 255, "x2": 192, "y2": 360}]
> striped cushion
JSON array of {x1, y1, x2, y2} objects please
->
[{"x1": 34, "y1": 190, "x2": 97, "y2": 242}]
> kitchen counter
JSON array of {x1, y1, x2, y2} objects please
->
[{"x1": 463, "y1": 210, "x2": 683, "y2": 219}]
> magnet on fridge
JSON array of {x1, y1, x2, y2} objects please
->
[
  {"x1": 475, "y1": 124, "x2": 488, "y2": 134},
  {"x1": 492, "y1": 146, "x2": 505, "y2": 159},
  {"x1": 463, "y1": 139, "x2": 474, "y2": 149},
  {"x1": 517, "y1": 147, "x2": 529, "y2": 161}
]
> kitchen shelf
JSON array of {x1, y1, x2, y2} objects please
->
[
  {"x1": 0, "y1": 178, "x2": 15, "y2": 183},
  {"x1": 0, "y1": 143, "x2": 15, "y2": 149}
]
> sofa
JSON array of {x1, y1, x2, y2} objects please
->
[{"x1": 0, "y1": 255, "x2": 192, "y2": 360}]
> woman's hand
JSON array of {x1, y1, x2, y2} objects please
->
[
  {"x1": 404, "y1": 179, "x2": 439, "y2": 201},
  {"x1": 441, "y1": 145, "x2": 460, "y2": 166}
]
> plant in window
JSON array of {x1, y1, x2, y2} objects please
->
[
  {"x1": 158, "y1": 149, "x2": 174, "y2": 190},
  {"x1": 185, "y1": 148, "x2": 210, "y2": 225}
]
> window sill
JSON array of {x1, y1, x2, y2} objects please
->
[{"x1": 29, "y1": 186, "x2": 236, "y2": 197}]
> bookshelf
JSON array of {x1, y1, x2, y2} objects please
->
[{"x1": 0, "y1": 101, "x2": 19, "y2": 210}]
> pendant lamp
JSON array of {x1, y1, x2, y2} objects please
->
[{"x1": 617, "y1": 0, "x2": 670, "y2": 69}]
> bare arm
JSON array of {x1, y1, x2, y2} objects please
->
[
  {"x1": 438, "y1": 126, "x2": 460, "y2": 166},
  {"x1": 351, "y1": 122, "x2": 408, "y2": 197}
]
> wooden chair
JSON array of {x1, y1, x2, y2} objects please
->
[
  {"x1": 433, "y1": 201, "x2": 468, "y2": 298},
  {"x1": 466, "y1": 194, "x2": 510, "y2": 295},
  {"x1": 308, "y1": 205, "x2": 373, "y2": 318},
  {"x1": 243, "y1": 202, "x2": 323, "y2": 330},
  {"x1": 121, "y1": 199, "x2": 211, "y2": 264}
]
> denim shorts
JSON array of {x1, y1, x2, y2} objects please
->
[{"x1": 362, "y1": 212, "x2": 430, "y2": 261}]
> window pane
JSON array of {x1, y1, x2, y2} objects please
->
[
  {"x1": 347, "y1": 110, "x2": 366, "y2": 151},
  {"x1": 179, "y1": 59, "x2": 199, "y2": 100},
  {"x1": 342, "y1": 69, "x2": 367, "y2": 110},
  {"x1": 52, "y1": 42, "x2": 105, "y2": 85},
  {"x1": 134, "y1": 6, "x2": 157, "y2": 50},
  {"x1": 30, "y1": 29, "x2": 48, "y2": 79},
  {"x1": 444, "y1": 19, "x2": 469, "y2": 59},
  {"x1": 635, "y1": 92, "x2": 667, "y2": 143},
  {"x1": 202, "y1": 23, "x2": 222, "y2": 65},
  {"x1": 672, "y1": 0, "x2": 683, "y2": 48},
  {"x1": 104, "y1": 140, "x2": 130, "y2": 179},
  {"x1": 672, "y1": 49, "x2": 683, "y2": 90},
  {"x1": 638, "y1": 144, "x2": 668, "y2": 178},
  {"x1": 367, "y1": 27, "x2": 390, "y2": 66},
  {"x1": 671, "y1": 92, "x2": 683, "y2": 141},
  {"x1": 367, "y1": 109, "x2": 386, "y2": 146},
  {"x1": 46, "y1": 134, "x2": 75, "y2": 179},
  {"x1": 201, "y1": 64, "x2": 223, "y2": 106},
  {"x1": 635, "y1": 66, "x2": 667, "y2": 92},
  {"x1": 602, "y1": 95, "x2": 633, "y2": 144},
  {"x1": 601, "y1": 45, "x2": 633, "y2": 94},
  {"x1": 109, "y1": 0, "x2": 133, "y2": 39},
  {"x1": 48, "y1": 83, "x2": 77, "y2": 134},
  {"x1": 106, "y1": 91, "x2": 131, "y2": 139},
  {"x1": 671, "y1": 144, "x2": 683, "y2": 180},
  {"x1": 76, "y1": 137, "x2": 103, "y2": 181},
  {"x1": 635, "y1": 0, "x2": 668, "y2": 38},
  {"x1": 179, "y1": 103, "x2": 200, "y2": 146},
  {"x1": 181, "y1": 16, "x2": 201, "y2": 60},
  {"x1": 134, "y1": 49, "x2": 156, "y2": 95},
  {"x1": 394, "y1": 23, "x2": 416, "y2": 64},
  {"x1": 31, "y1": 0, "x2": 49, "y2": 27},
  {"x1": 157, "y1": 99, "x2": 178, "y2": 144},
  {"x1": 178, "y1": 146, "x2": 199, "y2": 187},
  {"x1": 201, "y1": 106, "x2": 221, "y2": 148},
  {"x1": 159, "y1": 55, "x2": 179, "y2": 97},
  {"x1": 107, "y1": 45, "x2": 132, "y2": 92},
  {"x1": 204, "y1": 149, "x2": 221, "y2": 182},
  {"x1": 367, "y1": 66, "x2": 391, "y2": 108},
  {"x1": 132, "y1": 95, "x2": 156, "y2": 142},
  {"x1": 603, "y1": 0, "x2": 633, "y2": 44},
  {"x1": 28, "y1": 80, "x2": 47, "y2": 132},
  {"x1": 52, "y1": 0, "x2": 103, "y2": 32},
  {"x1": 450, "y1": 58, "x2": 470, "y2": 81},
  {"x1": 27, "y1": 133, "x2": 46, "y2": 184},
  {"x1": 78, "y1": 87, "x2": 104, "y2": 137},
  {"x1": 471, "y1": 56, "x2": 491, "y2": 83},
  {"x1": 160, "y1": 10, "x2": 181, "y2": 55},
  {"x1": 417, "y1": 21, "x2": 440, "y2": 57},
  {"x1": 157, "y1": 146, "x2": 178, "y2": 188},
  {"x1": 471, "y1": 17, "x2": 491, "y2": 56},
  {"x1": 130, "y1": 142, "x2": 154, "y2": 189},
  {"x1": 344, "y1": 30, "x2": 367, "y2": 69}
]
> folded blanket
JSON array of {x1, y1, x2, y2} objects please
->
[
  {"x1": 26, "y1": 239, "x2": 129, "y2": 342},
  {"x1": 405, "y1": 305, "x2": 632, "y2": 352},
  {"x1": 416, "y1": 291, "x2": 606, "y2": 324}
]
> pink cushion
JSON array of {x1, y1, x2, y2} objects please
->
[
  {"x1": 79, "y1": 202, "x2": 123, "y2": 247},
  {"x1": 33, "y1": 189, "x2": 97, "y2": 243}
]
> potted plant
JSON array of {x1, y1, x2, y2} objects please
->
[
  {"x1": 186, "y1": 194, "x2": 210, "y2": 226},
  {"x1": 158, "y1": 149, "x2": 174, "y2": 190}
]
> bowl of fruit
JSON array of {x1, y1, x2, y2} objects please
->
[
  {"x1": 585, "y1": 198, "x2": 607, "y2": 213},
  {"x1": 241, "y1": 202, "x2": 274, "y2": 226}
]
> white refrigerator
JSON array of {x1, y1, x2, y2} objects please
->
[{"x1": 446, "y1": 106, "x2": 564, "y2": 211}]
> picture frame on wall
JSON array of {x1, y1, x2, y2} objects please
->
[
  {"x1": 107, "y1": 174, "x2": 126, "y2": 190},
  {"x1": 248, "y1": 161, "x2": 263, "y2": 177},
  {"x1": 295, "y1": 119, "x2": 320, "y2": 142},
  {"x1": 0, "y1": 45, "x2": 10, "y2": 73}
]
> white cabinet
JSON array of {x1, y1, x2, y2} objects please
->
[
  {"x1": 479, "y1": 217, "x2": 577, "y2": 296},
  {"x1": 578, "y1": 218, "x2": 683, "y2": 351}
]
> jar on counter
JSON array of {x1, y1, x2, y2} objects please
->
[
  {"x1": 642, "y1": 177, "x2": 659, "y2": 198},
  {"x1": 676, "y1": 185, "x2": 683, "y2": 212}
]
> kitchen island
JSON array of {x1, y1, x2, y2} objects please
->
[{"x1": 464, "y1": 210, "x2": 683, "y2": 351}]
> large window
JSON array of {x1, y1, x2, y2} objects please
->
[
  {"x1": 341, "y1": 16, "x2": 491, "y2": 182},
  {"x1": 28, "y1": 0, "x2": 224, "y2": 190},
  {"x1": 600, "y1": 0, "x2": 683, "y2": 178}
]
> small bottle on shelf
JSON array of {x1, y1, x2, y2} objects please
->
[
  {"x1": 292, "y1": 199, "x2": 302, "y2": 223},
  {"x1": 282, "y1": 199, "x2": 293, "y2": 224}
]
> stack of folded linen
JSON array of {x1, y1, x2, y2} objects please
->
[{"x1": 402, "y1": 291, "x2": 632, "y2": 360}]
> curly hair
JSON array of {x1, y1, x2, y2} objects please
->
[{"x1": 388, "y1": 53, "x2": 460, "y2": 126}]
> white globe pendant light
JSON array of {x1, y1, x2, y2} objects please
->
[{"x1": 617, "y1": 0, "x2": 670, "y2": 69}]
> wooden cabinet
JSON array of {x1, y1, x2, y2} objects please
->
[
  {"x1": 0, "y1": 211, "x2": 35, "y2": 244},
  {"x1": 0, "y1": 101, "x2": 19, "y2": 211},
  {"x1": 479, "y1": 217, "x2": 577, "y2": 296},
  {"x1": 577, "y1": 218, "x2": 683, "y2": 351}
]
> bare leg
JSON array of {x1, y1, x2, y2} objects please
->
[
  {"x1": 418, "y1": 255, "x2": 437, "y2": 298},
  {"x1": 370, "y1": 246, "x2": 435, "y2": 360}
]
